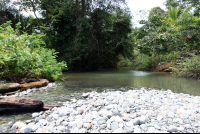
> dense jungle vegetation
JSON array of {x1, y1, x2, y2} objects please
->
[{"x1": 0, "y1": 0, "x2": 200, "y2": 81}]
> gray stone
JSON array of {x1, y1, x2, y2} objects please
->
[
  {"x1": 133, "y1": 118, "x2": 140, "y2": 125},
  {"x1": 25, "y1": 120, "x2": 32, "y2": 124},
  {"x1": 157, "y1": 115, "x2": 163, "y2": 122},
  {"x1": 59, "y1": 111, "x2": 67, "y2": 117},
  {"x1": 101, "y1": 110, "x2": 113, "y2": 118},
  {"x1": 134, "y1": 128, "x2": 142, "y2": 133},
  {"x1": 115, "y1": 116, "x2": 123, "y2": 122},
  {"x1": 35, "y1": 117, "x2": 40, "y2": 122},
  {"x1": 32, "y1": 113, "x2": 39, "y2": 118},
  {"x1": 139, "y1": 116, "x2": 146, "y2": 125},
  {"x1": 39, "y1": 115, "x2": 45, "y2": 119},
  {"x1": 168, "y1": 125, "x2": 178, "y2": 132},
  {"x1": 62, "y1": 121, "x2": 68, "y2": 126},
  {"x1": 189, "y1": 116, "x2": 195, "y2": 121},
  {"x1": 140, "y1": 124, "x2": 147, "y2": 131},
  {"x1": 31, "y1": 124, "x2": 39, "y2": 132},
  {"x1": 70, "y1": 127, "x2": 79, "y2": 133},
  {"x1": 98, "y1": 120, "x2": 107, "y2": 124},
  {"x1": 99, "y1": 116, "x2": 108, "y2": 121},
  {"x1": 100, "y1": 124, "x2": 107, "y2": 129},
  {"x1": 184, "y1": 119, "x2": 190, "y2": 124},
  {"x1": 52, "y1": 114, "x2": 59, "y2": 120},
  {"x1": 79, "y1": 128, "x2": 86, "y2": 133},
  {"x1": 126, "y1": 107, "x2": 131, "y2": 113},
  {"x1": 38, "y1": 119, "x2": 48, "y2": 126},
  {"x1": 48, "y1": 127, "x2": 56, "y2": 133},
  {"x1": 57, "y1": 126, "x2": 66, "y2": 132},
  {"x1": 76, "y1": 120, "x2": 83, "y2": 129},
  {"x1": 84, "y1": 114, "x2": 93, "y2": 120},
  {"x1": 82, "y1": 93, "x2": 90, "y2": 98},
  {"x1": 125, "y1": 121, "x2": 133, "y2": 127},
  {"x1": 187, "y1": 129, "x2": 193, "y2": 133},
  {"x1": 24, "y1": 127, "x2": 32, "y2": 133},
  {"x1": 125, "y1": 127, "x2": 133, "y2": 133},
  {"x1": 112, "y1": 128, "x2": 123, "y2": 133},
  {"x1": 154, "y1": 124, "x2": 161, "y2": 130},
  {"x1": 167, "y1": 112, "x2": 175, "y2": 118},
  {"x1": 184, "y1": 124, "x2": 191, "y2": 129},
  {"x1": 68, "y1": 121, "x2": 77, "y2": 127},
  {"x1": 35, "y1": 128, "x2": 43, "y2": 133},
  {"x1": 122, "y1": 117, "x2": 131, "y2": 121},
  {"x1": 90, "y1": 130, "x2": 99, "y2": 133},
  {"x1": 111, "y1": 122, "x2": 119, "y2": 131},
  {"x1": 11, "y1": 124, "x2": 18, "y2": 131}
]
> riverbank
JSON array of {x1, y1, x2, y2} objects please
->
[
  {"x1": 1, "y1": 87, "x2": 200, "y2": 133},
  {"x1": 118, "y1": 51, "x2": 200, "y2": 80}
]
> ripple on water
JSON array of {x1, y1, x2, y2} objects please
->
[{"x1": 132, "y1": 71, "x2": 151, "y2": 76}]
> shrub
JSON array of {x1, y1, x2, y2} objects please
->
[
  {"x1": 0, "y1": 21, "x2": 67, "y2": 82},
  {"x1": 132, "y1": 51, "x2": 180, "y2": 71},
  {"x1": 174, "y1": 55, "x2": 200, "y2": 79},
  {"x1": 117, "y1": 55, "x2": 134, "y2": 67}
]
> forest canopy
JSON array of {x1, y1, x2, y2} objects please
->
[{"x1": 0, "y1": 0, "x2": 200, "y2": 79}]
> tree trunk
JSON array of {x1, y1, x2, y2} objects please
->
[{"x1": 81, "y1": 0, "x2": 85, "y2": 18}]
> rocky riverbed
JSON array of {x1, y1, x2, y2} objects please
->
[{"x1": 1, "y1": 87, "x2": 200, "y2": 133}]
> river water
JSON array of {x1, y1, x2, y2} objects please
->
[{"x1": 1, "y1": 67, "x2": 200, "y2": 124}]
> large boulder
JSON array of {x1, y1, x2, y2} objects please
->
[
  {"x1": 0, "y1": 83, "x2": 20, "y2": 93},
  {"x1": 0, "y1": 97, "x2": 60, "y2": 114}
]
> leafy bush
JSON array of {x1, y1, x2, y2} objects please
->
[
  {"x1": 0, "y1": 21, "x2": 67, "y2": 82},
  {"x1": 173, "y1": 55, "x2": 200, "y2": 79},
  {"x1": 117, "y1": 55, "x2": 134, "y2": 67},
  {"x1": 132, "y1": 51, "x2": 180, "y2": 71}
]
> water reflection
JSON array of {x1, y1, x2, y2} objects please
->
[{"x1": 60, "y1": 68, "x2": 200, "y2": 96}]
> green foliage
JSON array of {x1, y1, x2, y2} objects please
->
[
  {"x1": 173, "y1": 55, "x2": 200, "y2": 79},
  {"x1": 132, "y1": 51, "x2": 180, "y2": 71},
  {"x1": 117, "y1": 55, "x2": 134, "y2": 67},
  {"x1": 135, "y1": 5, "x2": 200, "y2": 57},
  {"x1": 41, "y1": 0, "x2": 133, "y2": 71},
  {"x1": 148, "y1": 7, "x2": 166, "y2": 20},
  {"x1": 131, "y1": 1, "x2": 200, "y2": 79},
  {"x1": 168, "y1": 6, "x2": 181, "y2": 23},
  {"x1": 136, "y1": 13, "x2": 176, "y2": 55},
  {"x1": 165, "y1": 0, "x2": 200, "y2": 16},
  {"x1": 0, "y1": 21, "x2": 67, "y2": 82}
]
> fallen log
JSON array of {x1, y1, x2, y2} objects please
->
[
  {"x1": 3, "y1": 90, "x2": 21, "y2": 96},
  {"x1": 0, "y1": 97, "x2": 61, "y2": 114},
  {"x1": 17, "y1": 79, "x2": 49, "y2": 91},
  {"x1": 0, "y1": 83, "x2": 20, "y2": 93}
]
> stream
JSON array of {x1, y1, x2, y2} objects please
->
[{"x1": 1, "y1": 67, "x2": 200, "y2": 124}]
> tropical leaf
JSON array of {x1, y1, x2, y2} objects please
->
[{"x1": 179, "y1": 6, "x2": 192, "y2": 19}]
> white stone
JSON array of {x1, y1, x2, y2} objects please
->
[
  {"x1": 168, "y1": 125, "x2": 178, "y2": 133},
  {"x1": 157, "y1": 115, "x2": 163, "y2": 122},
  {"x1": 115, "y1": 116, "x2": 123, "y2": 122},
  {"x1": 111, "y1": 122, "x2": 119, "y2": 131},
  {"x1": 125, "y1": 121, "x2": 133, "y2": 127},
  {"x1": 32, "y1": 113, "x2": 40, "y2": 118},
  {"x1": 76, "y1": 120, "x2": 83, "y2": 129},
  {"x1": 112, "y1": 128, "x2": 123, "y2": 133},
  {"x1": 57, "y1": 126, "x2": 66, "y2": 132}
]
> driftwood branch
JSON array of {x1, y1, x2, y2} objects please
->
[{"x1": 17, "y1": 79, "x2": 49, "y2": 91}]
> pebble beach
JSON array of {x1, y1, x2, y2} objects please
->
[{"x1": 1, "y1": 86, "x2": 200, "y2": 133}]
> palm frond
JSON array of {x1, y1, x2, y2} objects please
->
[{"x1": 179, "y1": 6, "x2": 192, "y2": 19}]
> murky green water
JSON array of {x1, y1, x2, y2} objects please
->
[
  {"x1": 31, "y1": 67, "x2": 200, "y2": 103},
  {"x1": 1, "y1": 67, "x2": 200, "y2": 124}
]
